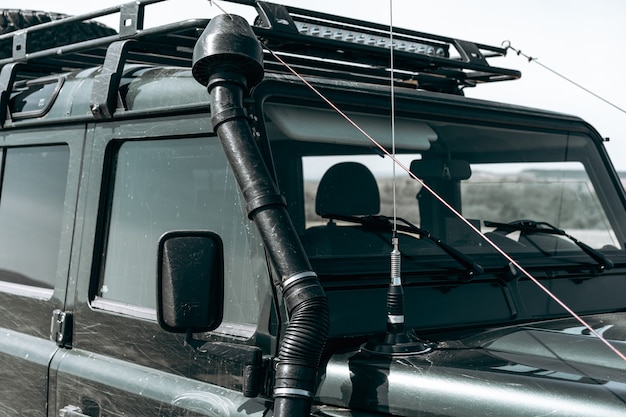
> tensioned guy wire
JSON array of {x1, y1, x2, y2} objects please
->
[
  {"x1": 267, "y1": 47, "x2": 626, "y2": 363},
  {"x1": 207, "y1": 0, "x2": 626, "y2": 364},
  {"x1": 208, "y1": 0, "x2": 232, "y2": 18},
  {"x1": 503, "y1": 41, "x2": 626, "y2": 116}
]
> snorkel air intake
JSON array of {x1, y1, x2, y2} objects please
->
[{"x1": 192, "y1": 14, "x2": 329, "y2": 417}]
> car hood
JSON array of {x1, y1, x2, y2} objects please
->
[{"x1": 315, "y1": 313, "x2": 626, "y2": 416}]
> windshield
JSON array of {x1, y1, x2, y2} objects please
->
[
  {"x1": 266, "y1": 102, "x2": 622, "y2": 257},
  {"x1": 264, "y1": 98, "x2": 626, "y2": 335}
]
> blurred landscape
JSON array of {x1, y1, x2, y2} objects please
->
[{"x1": 304, "y1": 169, "x2": 626, "y2": 232}]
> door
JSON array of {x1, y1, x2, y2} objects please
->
[
  {"x1": 52, "y1": 116, "x2": 272, "y2": 416},
  {"x1": 0, "y1": 126, "x2": 84, "y2": 415}
]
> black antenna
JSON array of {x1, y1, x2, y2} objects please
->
[
  {"x1": 362, "y1": 234, "x2": 431, "y2": 355},
  {"x1": 363, "y1": 2, "x2": 430, "y2": 357}
]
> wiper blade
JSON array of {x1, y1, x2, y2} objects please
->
[
  {"x1": 485, "y1": 219, "x2": 614, "y2": 271},
  {"x1": 394, "y1": 217, "x2": 484, "y2": 280},
  {"x1": 321, "y1": 213, "x2": 484, "y2": 279}
]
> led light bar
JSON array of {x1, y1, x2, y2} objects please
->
[{"x1": 293, "y1": 21, "x2": 448, "y2": 58}]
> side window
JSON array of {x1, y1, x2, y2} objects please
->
[
  {"x1": 96, "y1": 137, "x2": 269, "y2": 326},
  {"x1": 0, "y1": 145, "x2": 70, "y2": 290}
]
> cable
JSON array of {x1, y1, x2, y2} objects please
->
[
  {"x1": 503, "y1": 41, "x2": 626, "y2": 116},
  {"x1": 207, "y1": 0, "x2": 233, "y2": 19},
  {"x1": 267, "y1": 46, "x2": 626, "y2": 364},
  {"x1": 204, "y1": 0, "x2": 626, "y2": 363}
]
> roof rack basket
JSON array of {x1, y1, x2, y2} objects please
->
[{"x1": 0, "y1": 0, "x2": 521, "y2": 121}]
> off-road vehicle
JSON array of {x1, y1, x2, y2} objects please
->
[{"x1": 1, "y1": 1, "x2": 625, "y2": 416}]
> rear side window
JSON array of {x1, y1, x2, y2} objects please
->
[
  {"x1": 9, "y1": 79, "x2": 63, "y2": 120},
  {"x1": 96, "y1": 137, "x2": 269, "y2": 326},
  {"x1": 0, "y1": 146, "x2": 70, "y2": 289}
]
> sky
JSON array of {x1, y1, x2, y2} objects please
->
[{"x1": 4, "y1": 0, "x2": 626, "y2": 169}]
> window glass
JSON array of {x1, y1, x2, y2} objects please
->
[
  {"x1": 0, "y1": 146, "x2": 69, "y2": 289},
  {"x1": 461, "y1": 161, "x2": 618, "y2": 249},
  {"x1": 303, "y1": 154, "x2": 422, "y2": 229},
  {"x1": 99, "y1": 138, "x2": 268, "y2": 325},
  {"x1": 10, "y1": 79, "x2": 62, "y2": 119},
  {"x1": 300, "y1": 154, "x2": 423, "y2": 259}
]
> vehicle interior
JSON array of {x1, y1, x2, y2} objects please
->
[{"x1": 262, "y1": 97, "x2": 626, "y2": 338}]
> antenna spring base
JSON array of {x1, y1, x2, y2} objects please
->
[
  {"x1": 361, "y1": 235, "x2": 432, "y2": 356},
  {"x1": 361, "y1": 329, "x2": 432, "y2": 356}
]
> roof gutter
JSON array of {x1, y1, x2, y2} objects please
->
[{"x1": 191, "y1": 13, "x2": 329, "y2": 417}]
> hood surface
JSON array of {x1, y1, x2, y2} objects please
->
[{"x1": 316, "y1": 313, "x2": 626, "y2": 416}]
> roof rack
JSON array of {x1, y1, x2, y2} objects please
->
[
  {"x1": 251, "y1": 2, "x2": 521, "y2": 93},
  {"x1": 0, "y1": 0, "x2": 521, "y2": 122}
]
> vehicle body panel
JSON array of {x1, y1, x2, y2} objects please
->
[
  {"x1": 0, "y1": 125, "x2": 84, "y2": 415},
  {"x1": 51, "y1": 347, "x2": 267, "y2": 416},
  {"x1": 317, "y1": 313, "x2": 626, "y2": 416},
  {"x1": 0, "y1": 2, "x2": 626, "y2": 416}
]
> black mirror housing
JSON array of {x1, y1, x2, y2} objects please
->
[{"x1": 157, "y1": 231, "x2": 224, "y2": 334}]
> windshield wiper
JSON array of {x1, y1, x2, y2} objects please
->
[
  {"x1": 321, "y1": 213, "x2": 484, "y2": 279},
  {"x1": 484, "y1": 219, "x2": 614, "y2": 272}
]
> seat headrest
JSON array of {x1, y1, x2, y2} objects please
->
[{"x1": 315, "y1": 162, "x2": 380, "y2": 217}]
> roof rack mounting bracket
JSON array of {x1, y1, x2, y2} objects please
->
[
  {"x1": 455, "y1": 40, "x2": 488, "y2": 66},
  {"x1": 12, "y1": 31, "x2": 27, "y2": 60},
  {"x1": 255, "y1": 2, "x2": 299, "y2": 33},
  {"x1": 0, "y1": 63, "x2": 21, "y2": 127},
  {"x1": 90, "y1": 40, "x2": 134, "y2": 119},
  {"x1": 119, "y1": 1, "x2": 145, "y2": 38}
]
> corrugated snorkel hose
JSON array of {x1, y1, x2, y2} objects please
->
[{"x1": 191, "y1": 14, "x2": 329, "y2": 417}]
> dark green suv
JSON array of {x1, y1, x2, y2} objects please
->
[{"x1": 1, "y1": 2, "x2": 625, "y2": 416}]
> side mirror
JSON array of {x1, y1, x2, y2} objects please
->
[{"x1": 157, "y1": 231, "x2": 224, "y2": 336}]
